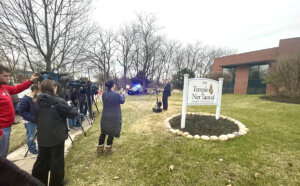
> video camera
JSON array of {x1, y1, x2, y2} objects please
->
[
  {"x1": 38, "y1": 70, "x2": 72, "y2": 100},
  {"x1": 38, "y1": 70, "x2": 99, "y2": 112}
]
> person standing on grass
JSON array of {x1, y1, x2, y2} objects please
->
[
  {"x1": 0, "y1": 64, "x2": 39, "y2": 158},
  {"x1": 17, "y1": 84, "x2": 39, "y2": 155},
  {"x1": 32, "y1": 79, "x2": 78, "y2": 186},
  {"x1": 162, "y1": 78, "x2": 171, "y2": 111},
  {"x1": 97, "y1": 79, "x2": 125, "y2": 154}
]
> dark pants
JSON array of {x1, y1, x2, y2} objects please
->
[
  {"x1": 98, "y1": 134, "x2": 114, "y2": 146},
  {"x1": 162, "y1": 94, "x2": 169, "y2": 110},
  {"x1": 32, "y1": 142, "x2": 65, "y2": 186}
]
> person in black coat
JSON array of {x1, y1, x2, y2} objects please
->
[
  {"x1": 97, "y1": 79, "x2": 125, "y2": 154},
  {"x1": 32, "y1": 80, "x2": 78, "y2": 186},
  {"x1": 162, "y1": 79, "x2": 171, "y2": 111}
]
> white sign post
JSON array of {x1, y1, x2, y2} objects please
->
[{"x1": 181, "y1": 74, "x2": 224, "y2": 128}]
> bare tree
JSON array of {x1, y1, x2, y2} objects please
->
[
  {"x1": 131, "y1": 13, "x2": 162, "y2": 86},
  {"x1": 0, "y1": 35, "x2": 22, "y2": 82},
  {"x1": 85, "y1": 28, "x2": 117, "y2": 84},
  {"x1": 162, "y1": 40, "x2": 182, "y2": 80},
  {"x1": 116, "y1": 22, "x2": 136, "y2": 87},
  {"x1": 197, "y1": 46, "x2": 236, "y2": 77},
  {"x1": 0, "y1": 0, "x2": 92, "y2": 72}
]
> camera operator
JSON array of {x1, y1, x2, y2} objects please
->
[
  {"x1": 32, "y1": 79, "x2": 78, "y2": 186},
  {"x1": 97, "y1": 79, "x2": 125, "y2": 154},
  {"x1": 91, "y1": 83, "x2": 99, "y2": 102},
  {"x1": 68, "y1": 87, "x2": 80, "y2": 129},
  {"x1": 0, "y1": 64, "x2": 39, "y2": 158},
  {"x1": 86, "y1": 81, "x2": 99, "y2": 118},
  {"x1": 77, "y1": 79, "x2": 88, "y2": 118}
]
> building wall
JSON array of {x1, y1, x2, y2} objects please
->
[
  {"x1": 234, "y1": 66, "x2": 250, "y2": 94},
  {"x1": 278, "y1": 37, "x2": 300, "y2": 56},
  {"x1": 212, "y1": 37, "x2": 300, "y2": 94},
  {"x1": 212, "y1": 47, "x2": 278, "y2": 72}
]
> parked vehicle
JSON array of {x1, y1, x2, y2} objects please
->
[{"x1": 128, "y1": 84, "x2": 147, "y2": 95}]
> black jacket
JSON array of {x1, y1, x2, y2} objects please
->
[
  {"x1": 100, "y1": 91, "x2": 125, "y2": 138},
  {"x1": 163, "y1": 82, "x2": 171, "y2": 97},
  {"x1": 35, "y1": 92, "x2": 78, "y2": 147}
]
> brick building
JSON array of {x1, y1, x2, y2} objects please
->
[{"x1": 212, "y1": 37, "x2": 300, "y2": 94}]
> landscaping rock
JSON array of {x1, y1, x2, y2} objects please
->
[
  {"x1": 183, "y1": 132, "x2": 189, "y2": 136},
  {"x1": 187, "y1": 135, "x2": 193, "y2": 139},
  {"x1": 227, "y1": 134, "x2": 235, "y2": 139},
  {"x1": 219, "y1": 135, "x2": 228, "y2": 141},
  {"x1": 238, "y1": 130, "x2": 247, "y2": 135},
  {"x1": 177, "y1": 131, "x2": 183, "y2": 136},
  {"x1": 210, "y1": 136, "x2": 219, "y2": 141},
  {"x1": 201, "y1": 135, "x2": 210, "y2": 140},
  {"x1": 194, "y1": 135, "x2": 200, "y2": 139}
]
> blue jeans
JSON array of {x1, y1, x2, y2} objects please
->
[
  {"x1": 24, "y1": 122, "x2": 37, "y2": 152},
  {"x1": 0, "y1": 126, "x2": 12, "y2": 158},
  {"x1": 68, "y1": 116, "x2": 80, "y2": 128}
]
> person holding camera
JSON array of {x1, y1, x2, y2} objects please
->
[
  {"x1": 68, "y1": 87, "x2": 80, "y2": 129},
  {"x1": 17, "y1": 84, "x2": 39, "y2": 155},
  {"x1": 0, "y1": 64, "x2": 39, "y2": 158},
  {"x1": 97, "y1": 79, "x2": 125, "y2": 154},
  {"x1": 32, "y1": 79, "x2": 78, "y2": 186}
]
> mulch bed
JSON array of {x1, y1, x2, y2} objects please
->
[
  {"x1": 169, "y1": 114, "x2": 239, "y2": 136},
  {"x1": 260, "y1": 95, "x2": 300, "y2": 104}
]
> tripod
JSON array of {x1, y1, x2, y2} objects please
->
[
  {"x1": 85, "y1": 94, "x2": 95, "y2": 120},
  {"x1": 75, "y1": 99, "x2": 89, "y2": 135},
  {"x1": 90, "y1": 94, "x2": 100, "y2": 116},
  {"x1": 24, "y1": 130, "x2": 74, "y2": 157},
  {"x1": 152, "y1": 89, "x2": 162, "y2": 113}
]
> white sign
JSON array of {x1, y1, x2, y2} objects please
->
[
  {"x1": 187, "y1": 79, "x2": 219, "y2": 105},
  {"x1": 181, "y1": 74, "x2": 224, "y2": 128}
]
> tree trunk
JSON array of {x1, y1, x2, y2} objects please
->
[{"x1": 46, "y1": 58, "x2": 52, "y2": 71}]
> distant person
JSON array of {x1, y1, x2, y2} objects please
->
[
  {"x1": 17, "y1": 84, "x2": 39, "y2": 154},
  {"x1": 0, "y1": 64, "x2": 39, "y2": 158},
  {"x1": 97, "y1": 79, "x2": 125, "y2": 154},
  {"x1": 32, "y1": 79, "x2": 78, "y2": 186},
  {"x1": 162, "y1": 79, "x2": 171, "y2": 111}
]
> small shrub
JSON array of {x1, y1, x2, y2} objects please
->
[{"x1": 265, "y1": 54, "x2": 300, "y2": 98}]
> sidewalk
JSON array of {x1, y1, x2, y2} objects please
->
[{"x1": 7, "y1": 118, "x2": 92, "y2": 173}]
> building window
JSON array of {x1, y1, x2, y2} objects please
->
[
  {"x1": 247, "y1": 64, "x2": 269, "y2": 94},
  {"x1": 222, "y1": 67, "x2": 236, "y2": 93},
  {"x1": 249, "y1": 64, "x2": 269, "y2": 80}
]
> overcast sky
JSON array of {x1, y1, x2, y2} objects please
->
[{"x1": 90, "y1": 0, "x2": 300, "y2": 54}]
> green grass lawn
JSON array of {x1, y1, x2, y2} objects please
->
[{"x1": 65, "y1": 94, "x2": 300, "y2": 186}]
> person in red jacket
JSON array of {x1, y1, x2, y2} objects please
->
[{"x1": 0, "y1": 64, "x2": 39, "y2": 158}]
